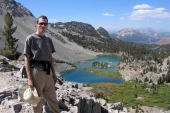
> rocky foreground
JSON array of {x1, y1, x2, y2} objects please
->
[
  {"x1": 0, "y1": 57, "x2": 169, "y2": 113},
  {"x1": 0, "y1": 57, "x2": 126, "y2": 113}
]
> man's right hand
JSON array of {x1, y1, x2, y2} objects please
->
[{"x1": 28, "y1": 79, "x2": 34, "y2": 90}]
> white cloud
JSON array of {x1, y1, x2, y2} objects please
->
[
  {"x1": 103, "y1": 13, "x2": 114, "y2": 16},
  {"x1": 156, "y1": 21, "x2": 161, "y2": 23},
  {"x1": 133, "y1": 4, "x2": 152, "y2": 9},
  {"x1": 120, "y1": 17, "x2": 124, "y2": 20},
  {"x1": 49, "y1": 19, "x2": 57, "y2": 22},
  {"x1": 130, "y1": 7, "x2": 170, "y2": 20}
]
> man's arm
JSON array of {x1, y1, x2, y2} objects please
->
[
  {"x1": 49, "y1": 56, "x2": 58, "y2": 84},
  {"x1": 25, "y1": 54, "x2": 34, "y2": 90}
]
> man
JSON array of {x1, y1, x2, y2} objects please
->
[{"x1": 23, "y1": 15, "x2": 60, "y2": 113}]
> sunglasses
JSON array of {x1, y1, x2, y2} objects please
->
[{"x1": 37, "y1": 23, "x2": 48, "y2": 25}]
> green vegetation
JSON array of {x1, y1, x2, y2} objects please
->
[
  {"x1": 0, "y1": 12, "x2": 21, "y2": 60},
  {"x1": 90, "y1": 81, "x2": 170, "y2": 110},
  {"x1": 82, "y1": 67, "x2": 121, "y2": 78},
  {"x1": 92, "y1": 61, "x2": 114, "y2": 68}
]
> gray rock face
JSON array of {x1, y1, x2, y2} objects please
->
[
  {"x1": 78, "y1": 97, "x2": 101, "y2": 113},
  {"x1": 97, "y1": 27, "x2": 110, "y2": 38},
  {"x1": 0, "y1": 0, "x2": 34, "y2": 17}
]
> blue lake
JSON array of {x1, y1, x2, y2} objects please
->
[{"x1": 61, "y1": 56, "x2": 124, "y2": 84}]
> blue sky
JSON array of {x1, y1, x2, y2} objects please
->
[{"x1": 15, "y1": 0, "x2": 170, "y2": 33}]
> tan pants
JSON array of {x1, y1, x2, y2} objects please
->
[{"x1": 31, "y1": 68, "x2": 60, "y2": 113}]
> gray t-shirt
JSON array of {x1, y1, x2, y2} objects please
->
[{"x1": 23, "y1": 33, "x2": 55, "y2": 61}]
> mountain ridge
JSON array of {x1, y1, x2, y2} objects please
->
[{"x1": 110, "y1": 28, "x2": 167, "y2": 44}]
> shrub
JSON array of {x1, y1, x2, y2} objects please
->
[{"x1": 0, "y1": 49, "x2": 21, "y2": 60}]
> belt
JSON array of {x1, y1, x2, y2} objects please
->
[{"x1": 30, "y1": 60, "x2": 51, "y2": 74}]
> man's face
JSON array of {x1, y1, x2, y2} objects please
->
[{"x1": 36, "y1": 18, "x2": 48, "y2": 33}]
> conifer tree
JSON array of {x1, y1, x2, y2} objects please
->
[
  {"x1": 2, "y1": 12, "x2": 18, "y2": 51},
  {"x1": 1, "y1": 12, "x2": 21, "y2": 59}
]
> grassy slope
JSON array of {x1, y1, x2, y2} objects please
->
[
  {"x1": 90, "y1": 81, "x2": 170, "y2": 110},
  {"x1": 81, "y1": 55, "x2": 170, "y2": 110}
]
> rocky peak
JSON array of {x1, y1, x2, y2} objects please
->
[
  {"x1": 97, "y1": 27, "x2": 110, "y2": 37},
  {"x1": 117, "y1": 28, "x2": 140, "y2": 35},
  {"x1": 51, "y1": 21, "x2": 101, "y2": 37},
  {"x1": 0, "y1": 0, "x2": 34, "y2": 17}
]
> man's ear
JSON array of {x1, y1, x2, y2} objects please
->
[{"x1": 35, "y1": 23, "x2": 38, "y2": 27}]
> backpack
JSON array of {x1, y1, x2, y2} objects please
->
[{"x1": 20, "y1": 65, "x2": 27, "y2": 78}]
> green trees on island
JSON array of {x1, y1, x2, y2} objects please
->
[
  {"x1": 92, "y1": 61, "x2": 113, "y2": 68},
  {"x1": 0, "y1": 12, "x2": 21, "y2": 59}
]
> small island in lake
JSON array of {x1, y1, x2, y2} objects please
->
[{"x1": 92, "y1": 61, "x2": 114, "y2": 68}]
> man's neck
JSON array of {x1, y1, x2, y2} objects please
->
[{"x1": 36, "y1": 31, "x2": 45, "y2": 36}]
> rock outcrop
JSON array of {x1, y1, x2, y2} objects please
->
[{"x1": 97, "y1": 27, "x2": 110, "y2": 38}]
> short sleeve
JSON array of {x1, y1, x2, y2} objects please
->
[
  {"x1": 51, "y1": 40, "x2": 55, "y2": 53},
  {"x1": 23, "y1": 35, "x2": 32, "y2": 55}
]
